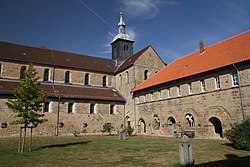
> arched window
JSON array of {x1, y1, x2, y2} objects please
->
[
  {"x1": 65, "y1": 71, "x2": 70, "y2": 83},
  {"x1": 44, "y1": 101, "x2": 50, "y2": 113},
  {"x1": 144, "y1": 70, "x2": 148, "y2": 80},
  {"x1": 85, "y1": 73, "x2": 89, "y2": 85},
  {"x1": 68, "y1": 102, "x2": 74, "y2": 114},
  {"x1": 20, "y1": 66, "x2": 26, "y2": 79},
  {"x1": 185, "y1": 114, "x2": 195, "y2": 127},
  {"x1": 153, "y1": 114, "x2": 160, "y2": 130},
  {"x1": 103, "y1": 76, "x2": 107, "y2": 87},
  {"x1": 126, "y1": 71, "x2": 129, "y2": 84},
  {"x1": 43, "y1": 68, "x2": 49, "y2": 82}
]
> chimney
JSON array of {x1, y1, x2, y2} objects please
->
[{"x1": 199, "y1": 40, "x2": 205, "y2": 54}]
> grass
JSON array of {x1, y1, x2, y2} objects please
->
[{"x1": 0, "y1": 135, "x2": 250, "y2": 167}]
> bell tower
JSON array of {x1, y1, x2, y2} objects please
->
[{"x1": 111, "y1": 12, "x2": 134, "y2": 65}]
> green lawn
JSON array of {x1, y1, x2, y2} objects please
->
[{"x1": 0, "y1": 135, "x2": 249, "y2": 167}]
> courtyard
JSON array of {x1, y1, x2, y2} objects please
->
[{"x1": 0, "y1": 135, "x2": 250, "y2": 167}]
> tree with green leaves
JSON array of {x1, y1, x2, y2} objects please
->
[{"x1": 6, "y1": 64, "x2": 47, "y2": 153}]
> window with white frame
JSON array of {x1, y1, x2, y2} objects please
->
[
  {"x1": 110, "y1": 104, "x2": 115, "y2": 114},
  {"x1": 43, "y1": 68, "x2": 49, "y2": 82},
  {"x1": 215, "y1": 76, "x2": 221, "y2": 89},
  {"x1": 20, "y1": 66, "x2": 26, "y2": 79},
  {"x1": 90, "y1": 103, "x2": 96, "y2": 114},
  {"x1": 143, "y1": 95, "x2": 146, "y2": 102},
  {"x1": 201, "y1": 80, "x2": 206, "y2": 92},
  {"x1": 68, "y1": 102, "x2": 74, "y2": 114},
  {"x1": 177, "y1": 85, "x2": 181, "y2": 96},
  {"x1": 167, "y1": 88, "x2": 171, "y2": 98},
  {"x1": 65, "y1": 71, "x2": 70, "y2": 83},
  {"x1": 188, "y1": 83, "x2": 192, "y2": 95},
  {"x1": 231, "y1": 73, "x2": 239, "y2": 87},
  {"x1": 103, "y1": 75, "x2": 107, "y2": 87},
  {"x1": 151, "y1": 93, "x2": 153, "y2": 101},
  {"x1": 158, "y1": 90, "x2": 162, "y2": 99},
  {"x1": 44, "y1": 101, "x2": 50, "y2": 113},
  {"x1": 85, "y1": 73, "x2": 89, "y2": 85}
]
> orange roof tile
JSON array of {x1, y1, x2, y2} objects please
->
[{"x1": 132, "y1": 30, "x2": 250, "y2": 92}]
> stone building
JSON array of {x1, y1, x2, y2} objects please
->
[
  {"x1": 0, "y1": 13, "x2": 165, "y2": 137},
  {"x1": 132, "y1": 31, "x2": 250, "y2": 139},
  {"x1": 0, "y1": 12, "x2": 249, "y2": 139}
]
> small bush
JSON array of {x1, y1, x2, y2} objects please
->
[
  {"x1": 72, "y1": 130, "x2": 80, "y2": 137},
  {"x1": 101, "y1": 123, "x2": 113, "y2": 135},
  {"x1": 224, "y1": 119, "x2": 250, "y2": 150},
  {"x1": 125, "y1": 125, "x2": 134, "y2": 136}
]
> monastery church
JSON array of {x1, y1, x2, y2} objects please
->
[{"x1": 0, "y1": 13, "x2": 249, "y2": 139}]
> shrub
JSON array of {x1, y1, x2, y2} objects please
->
[
  {"x1": 72, "y1": 130, "x2": 80, "y2": 137},
  {"x1": 224, "y1": 119, "x2": 250, "y2": 150},
  {"x1": 101, "y1": 123, "x2": 113, "y2": 135},
  {"x1": 125, "y1": 125, "x2": 134, "y2": 136}
]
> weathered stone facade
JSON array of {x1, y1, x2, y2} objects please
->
[
  {"x1": 0, "y1": 15, "x2": 249, "y2": 140},
  {"x1": 0, "y1": 44, "x2": 164, "y2": 137},
  {"x1": 134, "y1": 61, "x2": 250, "y2": 139}
]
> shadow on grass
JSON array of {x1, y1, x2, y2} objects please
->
[
  {"x1": 34, "y1": 140, "x2": 92, "y2": 151},
  {"x1": 195, "y1": 154, "x2": 250, "y2": 167}
]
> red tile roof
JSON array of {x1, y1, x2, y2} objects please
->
[
  {"x1": 132, "y1": 30, "x2": 250, "y2": 92},
  {"x1": 0, "y1": 80, "x2": 126, "y2": 102},
  {"x1": 0, "y1": 41, "x2": 117, "y2": 74}
]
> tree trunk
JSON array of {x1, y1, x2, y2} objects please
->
[
  {"x1": 29, "y1": 127, "x2": 33, "y2": 152},
  {"x1": 18, "y1": 127, "x2": 22, "y2": 153},
  {"x1": 21, "y1": 126, "x2": 27, "y2": 153}
]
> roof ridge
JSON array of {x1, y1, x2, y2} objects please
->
[
  {"x1": 205, "y1": 29, "x2": 250, "y2": 50},
  {"x1": 0, "y1": 40, "x2": 115, "y2": 62},
  {"x1": 115, "y1": 45, "x2": 151, "y2": 73},
  {"x1": 168, "y1": 30, "x2": 250, "y2": 64}
]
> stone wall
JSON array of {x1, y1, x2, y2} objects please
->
[
  {"x1": 0, "y1": 61, "x2": 115, "y2": 88},
  {"x1": 115, "y1": 46, "x2": 165, "y2": 131},
  {"x1": 134, "y1": 63, "x2": 250, "y2": 139},
  {"x1": 0, "y1": 97, "x2": 125, "y2": 137}
]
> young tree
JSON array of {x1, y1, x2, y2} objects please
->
[{"x1": 6, "y1": 64, "x2": 47, "y2": 153}]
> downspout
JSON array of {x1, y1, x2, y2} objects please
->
[
  {"x1": 232, "y1": 64, "x2": 245, "y2": 121},
  {"x1": 133, "y1": 65, "x2": 137, "y2": 134},
  {"x1": 55, "y1": 96, "x2": 61, "y2": 136}
]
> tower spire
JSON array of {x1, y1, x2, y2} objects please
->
[
  {"x1": 111, "y1": 12, "x2": 134, "y2": 65},
  {"x1": 118, "y1": 12, "x2": 125, "y2": 34}
]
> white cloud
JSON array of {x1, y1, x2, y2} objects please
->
[
  {"x1": 118, "y1": 0, "x2": 178, "y2": 20},
  {"x1": 126, "y1": 26, "x2": 137, "y2": 41}
]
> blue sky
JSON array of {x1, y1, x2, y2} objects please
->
[{"x1": 0, "y1": 0, "x2": 250, "y2": 64}]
